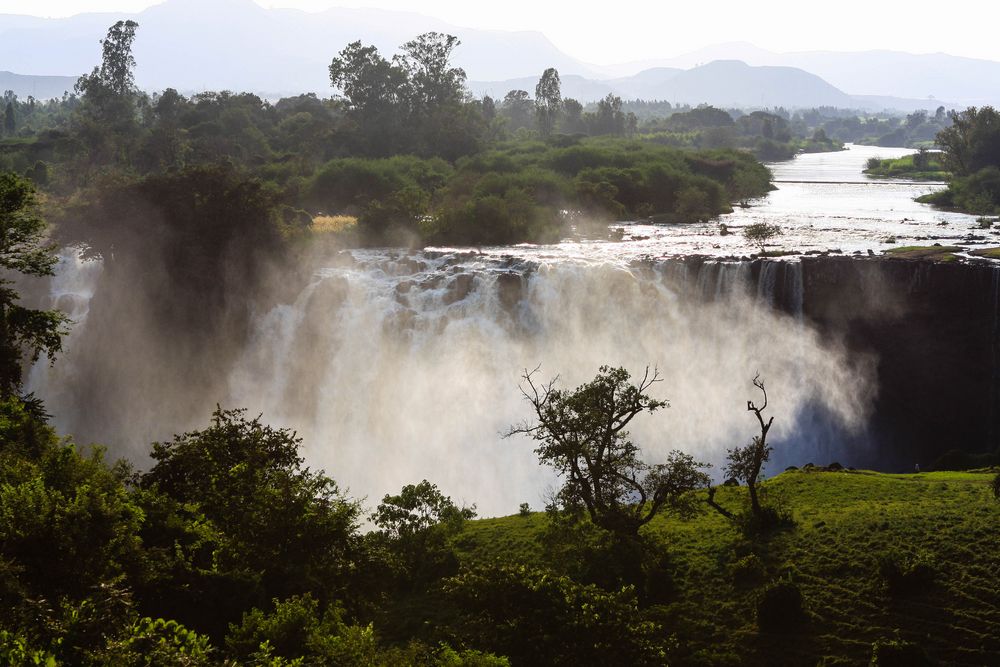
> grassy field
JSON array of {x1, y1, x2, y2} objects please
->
[
  {"x1": 454, "y1": 470, "x2": 1000, "y2": 666},
  {"x1": 884, "y1": 245, "x2": 963, "y2": 262}
]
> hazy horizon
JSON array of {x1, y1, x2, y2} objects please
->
[{"x1": 3, "y1": 0, "x2": 1000, "y2": 68}]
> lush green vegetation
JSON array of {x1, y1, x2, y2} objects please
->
[
  {"x1": 638, "y1": 107, "x2": 843, "y2": 161},
  {"x1": 917, "y1": 107, "x2": 1000, "y2": 215},
  {"x1": 0, "y1": 23, "x2": 775, "y2": 253},
  {"x1": 2, "y1": 389, "x2": 998, "y2": 665},
  {"x1": 864, "y1": 150, "x2": 949, "y2": 180},
  {"x1": 456, "y1": 469, "x2": 1000, "y2": 666},
  {"x1": 883, "y1": 245, "x2": 963, "y2": 262}
]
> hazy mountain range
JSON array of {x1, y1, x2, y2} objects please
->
[{"x1": 0, "y1": 0, "x2": 992, "y2": 110}]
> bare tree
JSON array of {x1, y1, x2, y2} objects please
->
[{"x1": 725, "y1": 373, "x2": 774, "y2": 520}]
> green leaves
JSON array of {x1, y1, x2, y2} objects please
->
[
  {"x1": 509, "y1": 366, "x2": 709, "y2": 538},
  {"x1": 0, "y1": 172, "x2": 70, "y2": 397}
]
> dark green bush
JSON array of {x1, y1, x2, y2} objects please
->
[
  {"x1": 443, "y1": 562, "x2": 666, "y2": 666},
  {"x1": 877, "y1": 551, "x2": 936, "y2": 596},
  {"x1": 731, "y1": 553, "x2": 766, "y2": 585},
  {"x1": 870, "y1": 637, "x2": 936, "y2": 666},
  {"x1": 756, "y1": 580, "x2": 806, "y2": 632}
]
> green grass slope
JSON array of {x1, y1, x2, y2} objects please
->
[{"x1": 455, "y1": 470, "x2": 1000, "y2": 666}]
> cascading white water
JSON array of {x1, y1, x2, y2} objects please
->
[
  {"x1": 784, "y1": 262, "x2": 804, "y2": 317},
  {"x1": 226, "y1": 251, "x2": 872, "y2": 516},
  {"x1": 25, "y1": 250, "x2": 103, "y2": 413},
  {"x1": 756, "y1": 260, "x2": 781, "y2": 306}
]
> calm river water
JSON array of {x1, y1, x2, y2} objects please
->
[{"x1": 432, "y1": 144, "x2": 984, "y2": 264}]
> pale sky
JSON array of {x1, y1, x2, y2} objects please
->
[{"x1": 2, "y1": 0, "x2": 998, "y2": 65}]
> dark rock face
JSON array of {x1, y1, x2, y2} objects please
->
[{"x1": 800, "y1": 256, "x2": 1000, "y2": 470}]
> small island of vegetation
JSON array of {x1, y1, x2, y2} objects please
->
[{"x1": 863, "y1": 149, "x2": 949, "y2": 181}]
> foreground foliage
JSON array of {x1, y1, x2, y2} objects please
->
[{"x1": 1, "y1": 390, "x2": 999, "y2": 664}]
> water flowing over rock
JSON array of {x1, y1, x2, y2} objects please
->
[
  {"x1": 221, "y1": 251, "x2": 868, "y2": 515},
  {"x1": 32, "y1": 245, "x2": 1000, "y2": 515}
]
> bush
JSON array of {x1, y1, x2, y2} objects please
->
[
  {"x1": 930, "y1": 448, "x2": 1000, "y2": 471},
  {"x1": 731, "y1": 554, "x2": 766, "y2": 585},
  {"x1": 877, "y1": 551, "x2": 936, "y2": 596},
  {"x1": 756, "y1": 580, "x2": 806, "y2": 633},
  {"x1": 870, "y1": 637, "x2": 935, "y2": 666},
  {"x1": 443, "y1": 562, "x2": 666, "y2": 666},
  {"x1": 743, "y1": 222, "x2": 781, "y2": 252},
  {"x1": 736, "y1": 502, "x2": 794, "y2": 537},
  {"x1": 225, "y1": 594, "x2": 377, "y2": 665},
  {"x1": 100, "y1": 617, "x2": 215, "y2": 666}
]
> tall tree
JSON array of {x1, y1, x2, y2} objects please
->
[
  {"x1": 501, "y1": 89, "x2": 533, "y2": 132},
  {"x1": 76, "y1": 20, "x2": 140, "y2": 100},
  {"x1": 507, "y1": 365, "x2": 710, "y2": 538},
  {"x1": 328, "y1": 41, "x2": 409, "y2": 116},
  {"x1": 534, "y1": 68, "x2": 562, "y2": 137},
  {"x1": 936, "y1": 106, "x2": 1000, "y2": 177},
  {"x1": 0, "y1": 172, "x2": 69, "y2": 397},
  {"x1": 394, "y1": 32, "x2": 466, "y2": 113},
  {"x1": 73, "y1": 20, "x2": 142, "y2": 165},
  {"x1": 100, "y1": 20, "x2": 139, "y2": 96},
  {"x1": 3, "y1": 102, "x2": 14, "y2": 137},
  {"x1": 725, "y1": 374, "x2": 774, "y2": 520},
  {"x1": 594, "y1": 94, "x2": 625, "y2": 135}
]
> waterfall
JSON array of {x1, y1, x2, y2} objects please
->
[
  {"x1": 991, "y1": 266, "x2": 1000, "y2": 444},
  {"x1": 223, "y1": 252, "x2": 871, "y2": 515},
  {"x1": 785, "y1": 261, "x2": 804, "y2": 318},
  {"x1": 25, "y1": 249, "x2": 871, "y2": 515},
  {"x1": 756, "y1": 260, "x2": 781, "y2": 306},
  {"x1": 25, "y1": 250, "x2": 103, "y2": 410}
]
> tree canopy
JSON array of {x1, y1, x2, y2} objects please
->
[
  {"x1": 507, "y1": 366, "x2": 710, "y2": 538},
  {"x1": 0, "y1": 172, "x2": 68, "y2": 398}
]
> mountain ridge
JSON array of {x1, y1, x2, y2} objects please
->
[{"x1": 0, "y1": 0, "x2": 987, "y2": 108}]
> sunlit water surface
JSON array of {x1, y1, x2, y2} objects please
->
[{"x1": 428, "y1": 144, "x2": 983, "y2": 265}]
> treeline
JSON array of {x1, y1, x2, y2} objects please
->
[
  {"x1": 821, "y1": 107, "x2": 952, "y2": 148},
  {"x1": 306, "y1": 140, "x2": 771, "y2": 245},
  {"x1": 0, "y1": 23, "x2": 775, "y2": 253},
  {"x1": 917, "y1": 106, "x2": 1000, "y2": 215},
  {"x1": 638, "y1": 106, "x2": 842, "y2": 160}
]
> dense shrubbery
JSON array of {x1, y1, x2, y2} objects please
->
[
  {"x1": 443, "y1": 562, "x2": 666, "y2": 666},
  {"x1": 864, "y1": 150, "x2": 948, "y2": 180},
  {"x1": 755, "y1": 580, "x2": 807, "y2": 633},
  {"x1": 918, "y1": 106, "x2": 1000, "y2": 214},
  {"x1": 0, "y1": 398, "x2": 509, "y2": 664}
]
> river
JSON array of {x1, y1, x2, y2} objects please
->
[{"x1": 432, "y1": 144, "x2": 980, "y2": 264}]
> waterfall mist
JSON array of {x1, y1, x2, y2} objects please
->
[
  {"x1": 222, "y1": 252, "x2": 874, "y2": 515},
  {"x1": 28, "y1": 248, "x2": 876, "y2": 516}
]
